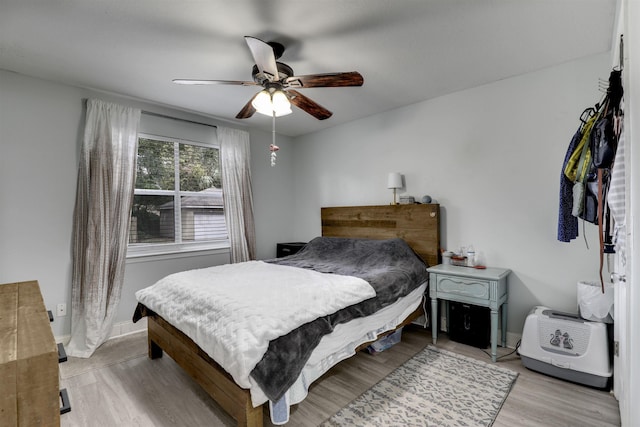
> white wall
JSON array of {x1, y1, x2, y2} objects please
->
[
  {"x1": 291, "y1": 53, "x2": 611, "y2": 337},
  {"x1": 0, "y1": 69, "x2": 296, "y2": 339},
  {"x1": 1, "y1": 71, "x2": 82, "y2": 339}
]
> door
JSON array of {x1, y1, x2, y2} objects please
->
[{"x1": 613, "y1": 2, "x2": 639, "y2": 424}]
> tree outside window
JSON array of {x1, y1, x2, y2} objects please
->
[{"x1": 129, "y1": 136, "x2": 227, "y2": 252}]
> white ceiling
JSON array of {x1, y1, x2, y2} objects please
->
[{"x1": 0, "y1": 0, "x2": 617, "y2": 137}]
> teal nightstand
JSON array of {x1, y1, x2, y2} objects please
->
[{"x1": 427, "y1": 264, "x2": 511, "y2": 362}]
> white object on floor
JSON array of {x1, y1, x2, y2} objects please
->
[{"x1": 519, "y1": 306, "x2": 611, "y2": 388}]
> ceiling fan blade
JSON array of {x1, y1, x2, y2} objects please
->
[
  {"x1": 287, "y1": 90, "x2": 332, "y2": 120},
  {"x1": 173, "y1": 79, "x2": 256, "y2": 86},
  {"x1": 284, "y1": 71, "x2": 363, "y2": 88},
  {"x1": 235, "y1": 93, "x2": 258, "y2": 119},
  {"x1": 245, "y1": 36, "x2": 279, "y2": 82}
]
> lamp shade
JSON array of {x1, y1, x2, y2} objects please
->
[
  {"x1": 271, "y1": 91, "x2": 292, "y2": 116},
  {"x1": 252, "y1": 90, "x2": 272, "y2": 115},
  {"x1": 387, "y1": 172, "x2": 402, "y2": 189},
  {"x1": 252, "y1": 89, "x2": 292, "y2": 117}
]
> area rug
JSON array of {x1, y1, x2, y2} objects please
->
[{"x1": 321, "y1": 346, "x2": 518, "y2": 427}]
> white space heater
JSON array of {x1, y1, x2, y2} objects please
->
[{"x1": 519, "y1": 306, "x2": 611, "y2": 388}]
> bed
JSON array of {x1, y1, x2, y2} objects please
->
[{"x1": 132, "y1": 204, "x2": 440, "y2": 426}]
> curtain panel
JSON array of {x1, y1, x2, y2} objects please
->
[
  {"x1": 66, "y1": 99, "x2": 141, "y2": 358},
  {"x1": 219, "y1": 126, "x2": 256, "y2": 263}
]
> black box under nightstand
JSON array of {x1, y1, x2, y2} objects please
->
[
  {"x1": 276, "y1": 242, "x2": 307, "y2": 258},
  {"x1": 448, "y1": 301, "x2": 491, "y2": 349}
]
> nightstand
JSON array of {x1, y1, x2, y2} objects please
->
[
  {"x1": 276, "y1": 242, "x2": 307, "y2": 258},
  {"x1": 427, "y1": 264, "x2": 511, "y2": 362}
]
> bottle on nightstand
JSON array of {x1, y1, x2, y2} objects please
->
[{"x1": 466, "y1": 245, "x2": 475, "y2": 267}]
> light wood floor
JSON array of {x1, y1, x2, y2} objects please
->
[{"x1": 59, "y1": 326, "x2": 620, "y2": 427}]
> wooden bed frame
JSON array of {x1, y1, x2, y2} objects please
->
[{"x1": 144, "y1": 204, "x2": 440, "y2": 427}]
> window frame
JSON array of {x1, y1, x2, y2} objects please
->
[{"x1": 126, "y1": 132, "x2": 229, "y2": 259}]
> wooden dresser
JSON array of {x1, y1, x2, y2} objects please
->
[{"x1": 0, "y1": 281, "x2": 60, "y2": 426}]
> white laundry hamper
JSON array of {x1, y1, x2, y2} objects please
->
[{"x1": 519, "y1": 306, "x2": 611, "y2": 388}]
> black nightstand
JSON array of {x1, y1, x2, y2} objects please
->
[{"x1": 276, "y1": 242, "x2": 307, "y2": 258}]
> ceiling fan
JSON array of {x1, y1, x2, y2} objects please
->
[{"x1": 173, "y1": 36, "x2": 364, "y2": 120}]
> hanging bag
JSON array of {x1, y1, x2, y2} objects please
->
[
  {"x1": 564, "y1": 115, "x2": 596, "y2": 183},
  {"x1": 571, "y1": 143, "x2": 589, "y2": 218},
  {"x1": 590, "y1": 101, "x2": 617, "y2": 169},
  {"x1": 568, "y1": 115, "x2": 598, "y2": 222}
]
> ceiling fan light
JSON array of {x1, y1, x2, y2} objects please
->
[
  {"x1": 272, "y1": 91, "x2": 292, "y2": 116},
  {"x1": 252, "y1": 90, "x2": 273, "y2": 115},
  {"x1": 274, "y1": 107, "x2": 292, "y2": 117},
  {"x1": 271, "y1": 90, "x2": 290, "y2": 109}
]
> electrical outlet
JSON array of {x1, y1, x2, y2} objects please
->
[{"x1": 56, "y1": 303, "x2": 67, "y2": 317}]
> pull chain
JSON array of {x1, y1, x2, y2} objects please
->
[{"x1": 270, "y1": 112, "x2": 279, "y2": 167}]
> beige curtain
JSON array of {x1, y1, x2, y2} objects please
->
[
  {"x1": 66, "y1": 99, "x2": 141, "y2": 358},
  {"x1": 219, "y1": 126, "x2": 256, "y2": 262}
]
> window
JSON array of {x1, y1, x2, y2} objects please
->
[{"x1": 128, "y1": 134, "x2": 228, "y2": 255}]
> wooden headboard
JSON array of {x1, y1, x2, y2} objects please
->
[{"x1": 321, "y1": 204, "x2": 441, "y2": 266}]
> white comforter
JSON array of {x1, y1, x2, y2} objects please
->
[{"x1": 135, "y1": 261, "x2": 375, "y2": 390}]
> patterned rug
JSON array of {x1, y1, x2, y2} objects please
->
[{"x1": 321, "y1": 346, "x2": 518, "y2": 427}]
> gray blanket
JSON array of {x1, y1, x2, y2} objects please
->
[{"x1": 252, "y1": 236, "x2": 429, "y2": 401}]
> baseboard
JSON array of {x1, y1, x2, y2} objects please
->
[
  {"x1": 505, "y1": 331, "x2": 522, "y2": 349},
  {"x1": 56, "y1": 335, "x2": 71, "y2": 346},
  {"x1": 108, "y1": 318, "x2": 147, "y2": 340},
  {"x1": 55, "y1": 318, "x2": 147, "y2": 345}
]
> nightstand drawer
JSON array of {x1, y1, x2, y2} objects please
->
[{"x1": 436, "y1": 275, "x2": 489, "y2": 299}]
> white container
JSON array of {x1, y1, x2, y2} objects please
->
[
  {"x1": 519, "y1": 306, "x2": 611, "y2": 388},
  {"x1": 466, "y1": 245, "x2": 475, "y2": 267},
  {"x1": 577, "y1": 281, "x2": 614, "y2": 323},
  {"x1": 367, "y1": 328, "x2": 402, "y2": 354}
]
